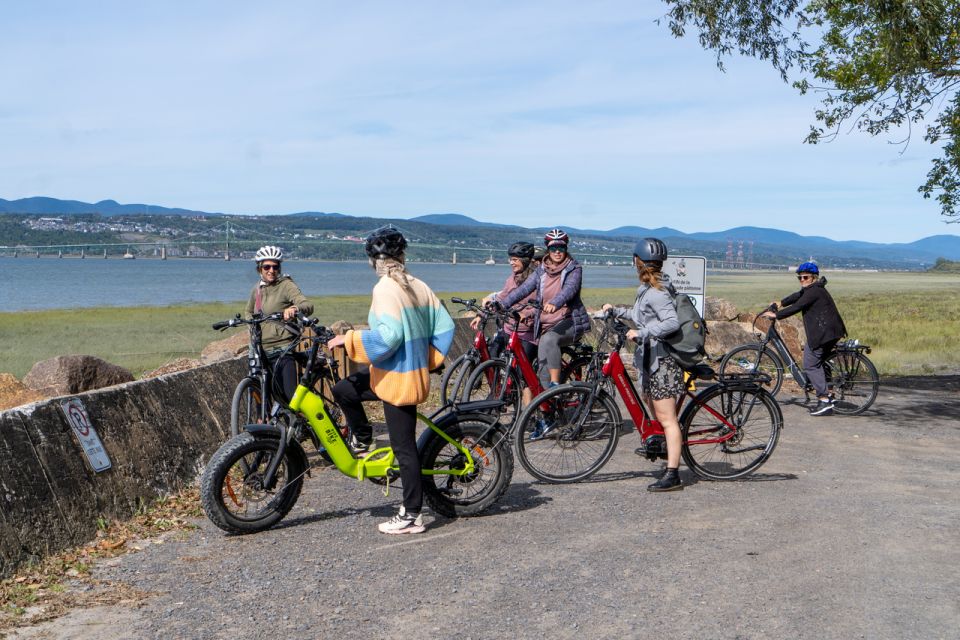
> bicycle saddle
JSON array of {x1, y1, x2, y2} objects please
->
[{"x1": 687, "y1": 364, "x2": 716, "y2": 381}]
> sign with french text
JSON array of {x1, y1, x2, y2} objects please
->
[
  {"x1": 662, "y1": 256, "x2": 707, "y2": 317},
  {"x1": 60, "y1": 398, "x2": 112, "y2": 472}
]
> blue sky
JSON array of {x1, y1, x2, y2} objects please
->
[{"x1": 1, "y1": 1, "x2": 955, "y2": 243}]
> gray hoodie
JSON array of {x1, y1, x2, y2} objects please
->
[{"x1": 612, "y1": 273, "x2": 680, "y2": 375}]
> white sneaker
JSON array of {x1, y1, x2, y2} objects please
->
[{"x1": 378, "y1": 507, "x2": 426, "y2": 535}]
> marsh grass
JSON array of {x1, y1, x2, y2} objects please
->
[{"x1": 0, "y1": 272, "x2": 956, "y2": 378}]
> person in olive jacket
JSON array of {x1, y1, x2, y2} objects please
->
[
  {"x1": 244, "y1": 245, "x2": 314, "y2": 403},
  {"x1": 763, "y1": 261, "x2": 846, "y2": 416}
]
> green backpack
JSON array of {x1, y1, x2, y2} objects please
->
[{"x1": 663, "y1": 284, "x2": 708, "y2": 370}]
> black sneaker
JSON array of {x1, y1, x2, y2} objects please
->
[
  {"x1": 349, "y1": 435, "x2": 375, "y2": 455},
  {"x1": 809, "y1": 400, "x2": 834, "y2": 416}
]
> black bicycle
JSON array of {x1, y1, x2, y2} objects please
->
[
  {"x1": 212, "y1": 313, "x2": 344, "y2": 437},
  {"x1": 718, "y1": 305, "x2": 879, "y2": 415}
]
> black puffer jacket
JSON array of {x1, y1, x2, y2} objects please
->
[{"x1": 776, "y1": 277, "x2": 847, "y2": 349}]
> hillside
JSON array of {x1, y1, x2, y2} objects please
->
[{"x1": 1, "y1": 196, "x2": 959, "y2": 268}]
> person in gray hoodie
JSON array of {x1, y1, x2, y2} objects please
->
[{"x1": 603, "y1": 238, "x2": 684, "y2": 492}]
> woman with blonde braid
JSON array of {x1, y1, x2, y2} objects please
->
[{"x1": 328, "y1": 227, "x2": 454, "y2": 534}]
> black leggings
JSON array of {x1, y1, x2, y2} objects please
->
[{"x1": 332, "y1": 368, "x2": 423, "y2": 513}]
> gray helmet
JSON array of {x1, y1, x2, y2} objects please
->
[
  {"x1": 365, "y1": 226, "x2": 407, "y2": 259},
  {"x1": 633, "y1": 237, "x2": 667, "y2": 262}
]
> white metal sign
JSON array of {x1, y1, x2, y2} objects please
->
[
  {"x1": 662, "y1": 255, "x2": 707, "y2": 317},
  {"x1": 60, "y1": 398, "x2": 112, "y2": 472}
]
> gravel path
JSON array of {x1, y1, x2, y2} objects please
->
[{"x1": 9, "y1": 376, "x2": 960, "y2": 640}]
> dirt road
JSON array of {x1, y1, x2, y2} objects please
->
[{"x1": 9, "y1": 376, "x2": 960, "y2": 640}]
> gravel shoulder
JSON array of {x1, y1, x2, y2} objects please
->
[{"x1": 8, "y1": 378, "x2": 960, "y2": 640}]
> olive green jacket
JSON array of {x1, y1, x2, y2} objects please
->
[{"x1": 244, "y1": 275, "x2": 314, "y2": 350}]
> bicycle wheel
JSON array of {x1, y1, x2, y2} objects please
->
[
  {"x1": 420, "y1": 417, "x2": 514, "y2": 517},
  {"x1": 826, "y1": 352, "x2": 879, "y2": 415},
  {"x1": 440, "y1": 353, "x2": 476, "y2": 406},
  {"x1": 514, "y1": 383, "x2": 621, "y2": 484},
  {"x1": 680, "y1": 385, "x2": 782, "y2": 480},
  {"x1": 200, "y1": 433, "x2": 306, "y2": 534},
  {"x1": 461, "y1": 359, "x2": 522, "y2": 425},
  {"x1": 719, "y1": 344, "x2": 785, "y2": 396},
  {"x1": 230, "y1": 377, "x2": 269, "y2": 437}
]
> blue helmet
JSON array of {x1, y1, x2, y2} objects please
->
[{"x1": 796, "y1": 261, "x2": 819, "y2": 275}]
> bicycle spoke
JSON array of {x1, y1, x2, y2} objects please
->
[{"x1": 681, "y1": 387, "x2": 781, "y2": 480}]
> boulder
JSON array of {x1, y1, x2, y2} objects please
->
[
  {"x1": 201, "y1": 332, "x2": 247, "y2": 364},
  {"x1": 0, "y1": 373, "x2": 45, "y2": 411},
  {"x1": 141, "y1": 358, "x2": 201, "y2": 378},
  {"x1": 704, "y1": 297, "x2": 739, "y2": 322},
  {"x1": 704, "y1": 321, "x2": 757, "y2": 360},
  {"x1": 23, "y1": 355, "x2": 134, "y2": 396},
  {"x1": 329, "y1": 320, "x2": 354, "y2": 335},
  {"x1": 778, "y1": 316, "x2": 806, "y2": 363}
]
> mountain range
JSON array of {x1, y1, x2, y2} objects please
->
[{"x1": 2, "y1": 196, "x2": 959, "y2": 267}]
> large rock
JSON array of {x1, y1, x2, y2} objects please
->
[
  {"x1": 23, "y1": 355, "x2": 134, "y2": 396},
  {"x1": 0, "y1": 373, "x2": 45, "y2": 412},
  {"x1": 704, "y1": 321, "x2": 757, "y2": 360},
  {"x1": 200, "y1": 332, "x2": 247, "y2": 364},
  {"x1": 704, "y1": 297, "x2": 739, "y2": 322}
]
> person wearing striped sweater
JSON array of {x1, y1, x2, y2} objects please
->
[{"x1": 328, "y1": 226, "x2": 454, "y2": 534}]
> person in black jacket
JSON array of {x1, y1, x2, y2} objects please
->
[{"x1": 762, "y1": 262, "x2": 847, "y2": 416}]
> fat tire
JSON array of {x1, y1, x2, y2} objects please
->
[
  {"x1": 420, "y1": 419, "x2": 513, "y2": 517},
  {"x1": 719, "y1": 344, "x2": 785, "y2": 396},
  {"x1": 514, "y1": 383, "x2": 621, "y2": 484},
  {"x1": 200, "y1": 433, "x2": 305, "y2": 534},
  {"x1": 680, "y1": 385, "x2": 781, "y2": 480}
]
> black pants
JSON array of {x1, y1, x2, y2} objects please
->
[{"x1": 332, "y1": 368, "x2": 423, "y2": 513}]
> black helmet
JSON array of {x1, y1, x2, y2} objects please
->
[
  {"x1": 365, "y1": 226, "x2": 407, "y2": 259},
  {"x1": 508, "y1": 241, "x2": 535, "y2": 260},
  {"x1": 533, "y1": 246, "x2": 548, "y2": 261},
  {"x1": 633, "y1": 237, "x2": 668, "y2": 262}
]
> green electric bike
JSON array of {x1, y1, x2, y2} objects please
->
[{"x1": 200, "y1": 318, "x2": 514, "y2": 535}]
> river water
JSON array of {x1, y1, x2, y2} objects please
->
[{"x1": 0, "y1": 257, "x2": 642, "y2": 311}]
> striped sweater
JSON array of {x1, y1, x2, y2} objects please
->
[{"x1": 344, "y1": 273, "x2": 455, "y2": 406}]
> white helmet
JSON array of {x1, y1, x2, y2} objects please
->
[{"x1": 253, "y1": 245, "x2": 283, "y2": 263}]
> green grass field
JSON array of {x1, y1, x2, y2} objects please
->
[{"x1": 1, "y1": 271, "x2": 956, "y2": 378}]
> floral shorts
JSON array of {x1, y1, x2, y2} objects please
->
[{"x1": 642, "y1": 356, "x2": 684, "y2": 400}]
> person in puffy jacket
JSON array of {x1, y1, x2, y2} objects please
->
[
  {"x1": 327, "y1": 226, "x2": 454, "y2": 535},
  {"x1": 244, "y1": 245, "x2": 313, "y2": 403},
  {"x1": 763, "y1": 261, "x2": 847, "y2": 416},
  {"x1": 497, "y1": 229, "x2": 590, "y2": 389}
]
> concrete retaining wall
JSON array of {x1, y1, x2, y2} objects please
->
[{"x1": 0, "y1": 358, "x2": 245, "y2": 578}]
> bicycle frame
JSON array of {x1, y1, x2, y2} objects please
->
[
  {"x1": 761, "y1": 321, "x2": 808, "y2": 387},
  {"x1": 601, "y1": 347, "x2": 748, "y2": 448},
  {"x1": 268, "y1": 333, "x2": 478, "y2": 486}
]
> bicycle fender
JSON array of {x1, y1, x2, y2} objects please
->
[
  {"x1": 236, "y1": 426, "x2": 310, "y2": 473},
  {"x1": 415, "y1": 411, "x2": 500, "y2": 453},
  {"x1": 242, "y1": 424, "x2": 283, "y2": 438}
]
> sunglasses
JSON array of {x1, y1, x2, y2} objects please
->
[
  {"x1": 797, "y1": 274, "x2": 814, "y2": 281},
  {"x1": 260, "y1": 264, "x2": 281, "y2": 272},
  {"x1": 548, "y1": 246, "x2": 567, "y2": 252}
]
